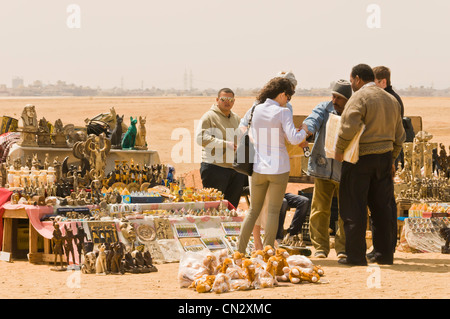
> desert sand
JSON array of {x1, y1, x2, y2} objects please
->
[{"x1": 0, "y1": 96, "x2": 449, "y2": 300}]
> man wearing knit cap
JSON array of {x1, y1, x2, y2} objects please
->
[
  {"x1": 300, "y1": 79, "x2": 352, "y2": 259},
  {"x1": 335, "y1": 64, "x2": 405, "y2": 266}
]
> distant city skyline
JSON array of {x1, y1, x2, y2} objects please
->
[{"x1": 1, "y1": 1, "x2": 449, "y2": 91}]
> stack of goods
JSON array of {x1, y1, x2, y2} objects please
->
[
  {"x1": 394, "y1": 131, "x2": 450, "y2": 203},
  {"x1": 408, "y1": 202, "x2": 450, "y2": 218},
  {"x1": 399, "y1": 217, "x2": 449, "y2": 253},
  {"x1": 178, "y1": 246, "x2": 326, "y2": 294}
]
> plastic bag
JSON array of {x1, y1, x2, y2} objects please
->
[
  {"x1": 178, "y1": 250, "x2": 212, "y2": 288},
  {"x1": 212, "y1": 273, "x2": 231, "y2": 294}
]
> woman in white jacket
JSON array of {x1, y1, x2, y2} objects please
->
[{"x1": 237, "y1": 77, "x2": 307, "y2": 253}]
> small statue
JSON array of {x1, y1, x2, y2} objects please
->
[
  {"x1": 143, "y1": 250, "x2": 158, "y2": 272},
  {"x1": 81, "y1": 251, "x2": 97, "y2": 274},
  {"x1": 37, "y1": 117, "x2": 52, "y2": 147},
  {"x1": 110, "y1": 114, "x2": 124, "y2": 149},
  {"x1": 52, "y1": 119, "x2": 68, "y2": 148},
  {"x1": 134, "y1": 116, "x2": 148, "y2": 150},
  {"x1": 63, "y1": 224, "x2": 77, "y2": 268},
  {"x1": 132, "y1": 249, "x2": 150, "y2": 273},
  {"x1": 51, "y1": 221, "x2": 66, "y2": 271},
  {"x1": 110, "y1": 242, "x2": 125, "y2": 275},
  {"x1": 121, "y1": 117, "x2": 137, "y2": 150},
  {"x1": 86, "y1": 134, "x2": 110, "y2": 178},
  {"x1": 17, "y1": 105, "x2": 39, "y2": 147},
  {"x1": 95, "y1": 243, "x2": 108, "y2": 275},
  {"x1": 74, "y1": 224, "x2": 88, "y2": 265}
]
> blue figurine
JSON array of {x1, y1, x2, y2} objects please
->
[
  {"x1": 121, "y1": 117, "x2": 137, "y2": 149},
  {"x1": 167, "y1": 165, "x2": 175, "y2": 184}
]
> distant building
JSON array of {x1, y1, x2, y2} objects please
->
[{"x1": 12, "y1": 77, "x2": 24, "y2": 89}]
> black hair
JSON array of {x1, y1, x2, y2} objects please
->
[
  {"x1": 351, "y1": 64, "x2": 375, "y2": 82},
  {"x1": 217, "y1": 88, "x2": 235, "y2": 97}
]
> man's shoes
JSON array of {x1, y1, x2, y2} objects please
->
[
  {"x1": 338, "y1": 258, "x2": 367, "y2": 266},
  {"x1": 366, "y1": 250, "x2": 375, "y2": 259},
  {"x1": 314, "y1": 251, "x2": 327, "y2": 258},
  {"x1": 337, "y1": 252, "x2": 347, "y2": 259},
  {"x1": 367, "y1": 251, "x2": 394, "y2": 265},
  {"x1": 367, "y1": 255, "x2": 393, "y2": 265}
]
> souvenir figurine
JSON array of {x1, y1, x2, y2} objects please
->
[
  {"x1": 51, "y1": 221, "x2": 66, "y2": 271},
  {"x1": 63, "y1": 224, "x2": 77, "y2": 269},
  {"x1": 110, "y1": 114, "x2": 124, "y2": 149},
  {"x1": 37, "y1": 117, "x2": 52, "y2": 147},
  {"x1": 134, "y1": 116, "x2": 148, "y2": 150},
  {"x1": 74, "y1": 224, "x2": 88, "y2": 265},
  {"x1": 17, "y1": 104, "x2": 38, "y2": 147},
  {"x1": 52, "y1": 118, "x2": 68, "y2": 148},
  {"x1": 121, "y1": 116, "x2": 137, "y2": 150}
]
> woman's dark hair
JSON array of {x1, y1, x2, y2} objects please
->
[
  {"x1": 351, "y1": 64, "x2": 375, "y2": 82},
  {"x1": 256, "y1": 77, "x2": 295, "y2": 104}
]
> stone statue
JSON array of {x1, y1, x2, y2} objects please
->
[
  {"x1": 85, "y1": 133, "x2": 110, "y2": 178},
  {"x1": 21, "y1": 104, "x2": 38, "y2": 129},
  {"x1": 37, "y1": 117, "x2": 52, "y2": 147},
  {"x1": 52, "y1": 119, "x2": 68, "y2": 148},
  {"x1": 17, "y1": 104, "x2": 38, "y2": 147},
  {"x1": 134, "y1": 116, "x2": 148, "y2": 150}
]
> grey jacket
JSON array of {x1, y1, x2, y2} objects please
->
[{"x1": 303, "y1": 101, "x2": 342, "y2": 182}]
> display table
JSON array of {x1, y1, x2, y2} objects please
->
[
  {"x1": 7, "y1": 144, "x2": 161, "y2": 173},
  {"x1": 1, "y1": 203, "x2": 54, "y2": 262},
  {"x1": 1, "y1": 199, "x2": 243, "y2": 264}
]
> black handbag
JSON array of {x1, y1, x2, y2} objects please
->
[{"x1": 232, "y1": 104, "x2": 257, "y2": 176}]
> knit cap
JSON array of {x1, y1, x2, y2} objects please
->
[{"x1": 332, "y1": 79, "x2": 352, "y2": 100}]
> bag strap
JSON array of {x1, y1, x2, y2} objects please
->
[{"x1": 247, "y1": 104, "x2": 258, "y2": 128}]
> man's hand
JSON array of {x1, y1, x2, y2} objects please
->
[
  {"x1": 299, "y1": 140, "x2": 309, "y2": 148},
  {"x1": 300, "y1": 123, "x2": 312, "y2": 137},
  {"x1": 334, "y1": 150, "x2": 344, "y2": 162}
]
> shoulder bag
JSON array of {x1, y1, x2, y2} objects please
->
[{"x1": 232, "y1": 104, "x2": 257, "y2": 176}]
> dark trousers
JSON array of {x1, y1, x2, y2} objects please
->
[
  {"x1": 339, "y1": 152, "x2": 395, "y2": 264},
  {"x1": 369, "y1": 195, "x2": 398, "y2": 254},
  {"x1": 200, "y1": 162, "x2": 248, "y2": 209},
  {"x1": 277, "y1": 193, "x2": 310, "y2": 239}
]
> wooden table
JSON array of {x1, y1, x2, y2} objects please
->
[{"x1": 1, "y1": 206, "x2": 55, "y2": 263}]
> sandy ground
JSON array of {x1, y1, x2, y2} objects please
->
[{"x1": 0, "y1": 96, "x2": 449, "y2": 300}]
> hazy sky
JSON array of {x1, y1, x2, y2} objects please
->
[{"x1": 1, "y1": 0, "x2": 449, "y2": 90}]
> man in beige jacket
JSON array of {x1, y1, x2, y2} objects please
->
[
  {"x1": 196, "y1": 88, "x2": 247, "y2": 208},
  {"x1": 335, "y1": 64, "x2": 405, "y2": 266}
]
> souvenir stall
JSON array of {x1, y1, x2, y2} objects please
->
[
  {"x1": 0, "y1": 105, "x2": 247, "y2": 276},
  {"x1": 393, "y1": 131, "x2": 450, "y2": 254}
]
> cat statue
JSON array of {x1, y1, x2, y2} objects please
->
[
  {"x1": 121, "y1": 116, "x2": 137, "y2": 149},
  {"x1": 134, "y1": 116, "x2": 148, "y2": 150},
  {"x1": 95, "y1": 243, "x2": 108, "y2": 275},
  {"x1": 110, "y1": 114, "x2": 124, "y2": 149}
]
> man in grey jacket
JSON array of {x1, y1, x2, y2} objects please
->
[{"x1": 301, "y1": 80, "x2": 352, "y2": 259}]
